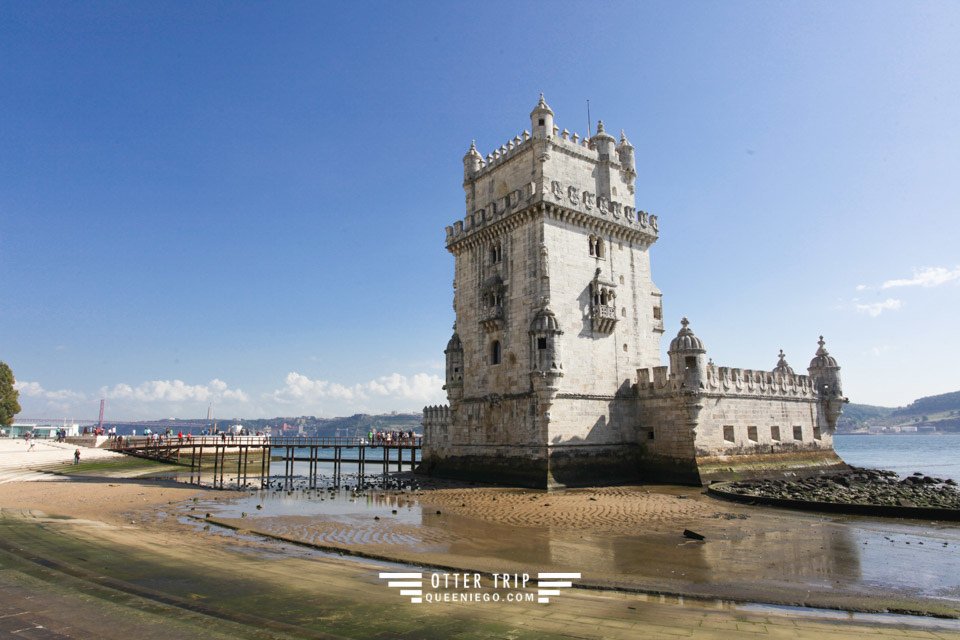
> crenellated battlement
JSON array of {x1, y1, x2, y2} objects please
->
[
  {"x1": 422, "y1": 405, "x2": 452, "y2": 424},
  {"x1": 469, "y1": 130, "x2": 534, "y2": 179},
  {"x1": 636, "y1": 364, "x2": 817, "y2": 400}
]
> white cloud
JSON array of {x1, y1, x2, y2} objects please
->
[
  {"x1": 14, "y1": 381, "x2": 86, "y2": 401},
  {"x1": 15, "y1": 372, "x2": 440, "y2": 421},
  {"x1": 100, "y1": 379, "x2": 249, "y2": 403},
  {"x1": 269, "y1": 371, "x2": 445, "y2": 413},
  {"x1": 855, "y1": 298, "x2": 903, "y2": 317},
  {"x1": 855, "y1": 284, "x2": 868, "y2": 291},
  {"x1": 881, "y1": 266, "x2": 960, "y2": 289},
  {"x1": 12, "y1": 381, "x2": 88, "y2": 417}
]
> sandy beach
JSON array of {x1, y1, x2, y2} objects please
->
[{"x1": 1, "y1": 450, "x2": 959, "y2": 638}]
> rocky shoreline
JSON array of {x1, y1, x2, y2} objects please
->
[{"x1": 724, "y1": 468, "x2": 960, "y2": 510}]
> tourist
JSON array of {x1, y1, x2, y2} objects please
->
[{"x1": 74, "y1": 449, "x2": 80, "y2": 464}]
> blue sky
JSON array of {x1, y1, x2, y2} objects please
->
[{"x1": 2, "y1": 1, "x2": 958, "y2": 420}]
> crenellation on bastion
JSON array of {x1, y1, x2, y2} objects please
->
[{"x1": 422, "y1": 96, "x2": 849, "y2": 488}]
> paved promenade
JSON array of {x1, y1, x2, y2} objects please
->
[{"x1": 0, "y1": 438, "x2": 121, "y2": 483}]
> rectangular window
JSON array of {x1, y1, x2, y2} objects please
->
[
  {"x1": 813, "y1": 426, "x2": 822, "y2": 440},
  {"x1": 653, "y1": 306, "x2": 662, "y2": 320},
  {"x1": 771, "y1": 426, "x2": 780, "y2": 441},
  {"x1": 537, "y1": 337, "x2": 547, "y2": 350},
  {"x1": 793, "y1": 426, "x2": 803, "y2": 441},
  {"x1": 648, "y1": 430, "x2": 655, "y2": 440},
  {"x1": 723, "y1": 425, "x2": 735, "y2": 443},
  {"x1": 747, "y1": 426, "x2": 758, "y2": 442}
]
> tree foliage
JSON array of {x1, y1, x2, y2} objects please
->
[{"x1": 0, "y1": 362, "x2": 21, "y2": 427}]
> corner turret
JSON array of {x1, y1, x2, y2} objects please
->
[
  {"x1": 617, "y1": 130, "x2": 636, "y2": 175},
  {"x1": 590, "y1": 120, "x2": 616, "y2": 159},
  {"x1": 807, "y1": 336, "x2": 848, "y2": 430},
  {"x1": 463, "y1": 140, "x2": 482, "y2": 182},
  {"x1": 529, "y1": 307, "x2": 563, "y2": 374},
  {"x1": 668, "y1": 318, "x2": 707, "y2": 390},
  {"x1": 773, "y1": 349, "x2": 795, "y2": 376},
  {"x1": 444, "y1": 329, "x2": 464, "y2": 405},
  {"x1": 530, "y1": 93, "x2": 555, "y2": 139}
]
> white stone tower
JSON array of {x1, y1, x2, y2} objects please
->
[{"x1": 423, "y1": 96, "x2": 664, "y2": 487}]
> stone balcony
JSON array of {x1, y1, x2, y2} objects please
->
[
  {"x1": 480, "y1": 305, "x2": 504, "y2": 332},
  {"x1": 591, "y1": 304, "x2": 618, "y2": 333}
]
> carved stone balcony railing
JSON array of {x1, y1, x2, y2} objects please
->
[
  {"x1": 480, "y1": 305, "x2": 504, "y2": 332},
  {"x1": 591, "y1": 304, "x2": 618, "y2": 333}
]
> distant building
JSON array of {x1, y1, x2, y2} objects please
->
[
  {"x1": 6, "y1": 422, "x2": 80, "y2": 438},
  {"x1": 422, "y1": 97, "x2": 848, "y2": 488}
]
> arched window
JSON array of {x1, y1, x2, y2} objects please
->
[
  {"x1": 489, "y1": 242, "x2": 502, "y2": 264},
  {"x1": 490, "y1": 340, "x2": 502, "y2": 365},
  {"x1": 588, "y1": 236, "x2": 605, "y2": 258}
]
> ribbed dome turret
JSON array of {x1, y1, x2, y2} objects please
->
[
  {"x1": 668, "y1": 318, "x2": 706, "y2": 354},
  {"x1": 445, "y1": 332, "x2": 463, "y2": 352},
  {"x1": 808, "y1": 336, "x2": 838, "y2": 369},
  {"x1": 463, "y1": 140, "x2": 481, "y2": 162},
  {"x1": 530, "y1": 307, "x2": 562, "y2": 334},
  {"x1": 529, "y1": 93, "x2": 554, "y2": 118},
  {"x1": 530, "y1": 93, "x2": 555, "y2": 139},
  {"x1": 773, "y1": 349, "x2": 795, "y2": 375},
  {"x1": 591, "y1": 120, "x2": 615, "y2": 141}
]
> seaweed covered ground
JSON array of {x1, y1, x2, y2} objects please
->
[{"x1": 726, "y1": 468, "x2": 960, "y2": 509}]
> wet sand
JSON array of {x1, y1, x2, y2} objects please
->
[
  {"x1": 195, "y1": 479, "x2": 960, "y2": 617},
  {"x1": 2, "y1": 473, "x2": 960, "y2": 638}
]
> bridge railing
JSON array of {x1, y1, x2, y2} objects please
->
[{"x1": 110, "y1": 435, "x2": 422, "y2": 449}]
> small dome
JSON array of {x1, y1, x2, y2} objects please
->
[
  {"x1": 530, "y1": 307, "x2": 562, "y2": 334},
  {"x1": 617, "y1": 129, "x2": 633, "y2": 149},
  {"x1": 808, "y1": 336, "x2": 838, "y2": 369},
  {"x1": 668, "y1": 317, "x2": 706, "y2": 353},
  {"x1": 530, "y1": 93, "x2": 554, "y2": 117},
  {"x1": 773, "y1": 349, "x2": 795, "y2": 375},
  {"x1": 445, "y1": 332, "x2": 463, "y2": 352},
  {"x1": 463, "y1": 140, "x2": 481, "y2": 161},
  {"x1": 591, "y1": 120, "x2": 615, "y2": 142}
]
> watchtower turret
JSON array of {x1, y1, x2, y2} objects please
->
[
  {"x1": 591, "y1": 120, "x2": 616, "y2": 158},
  {"x1": 668, "y1": 318, "x2": 707, "y2": 390},
  {"x1": 444, "y1": 330, "x2": 464, "y2": 405},
  {"x1": 530, "y1": 93, "x2": 555, "y2": 139},
  {"x1": 808, "y1": 336, "x2": 847, "y2": 430},
  {"x1": 617, "y1": 130, "x2": 636, "y2": 176},
  {"x1": 772, "y1": 349, "x2": 795, "y2": 376},
  {"x1": 463, "y1": 141, "x2": 482, "y2": 182}
]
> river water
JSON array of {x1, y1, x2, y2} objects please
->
[{"x1": 834, "y1": 434, "x2": 960, "y2": 482}]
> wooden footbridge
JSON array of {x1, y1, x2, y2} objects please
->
[{"x1": 109, "y1": 436, "x2": 422, "y2": 489}]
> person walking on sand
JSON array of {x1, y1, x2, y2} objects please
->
[{"x1": 74, "y1": 449, "x2": 81, "y2": 465}]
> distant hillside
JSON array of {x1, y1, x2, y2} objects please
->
[
  {"x1": 891, "y1": 390, "x2": 960, "y2": 418},
  {"x1": 838, "y1": 389, "x2": 960, "y2": 432},
  {"x1": 837, "y1": 403, "x2": 894, "y2": 428}
]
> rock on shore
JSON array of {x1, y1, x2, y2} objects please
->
[{"x1": 725, "y1": 468, "x2": 960, "y2": 510}]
